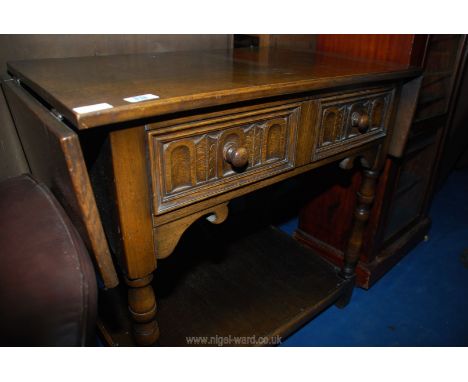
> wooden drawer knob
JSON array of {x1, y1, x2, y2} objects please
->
[
  {"x1": 351, "y1": 112, "x2": 370, "y2": 133},
  {"x1": 223, "y1": 143, "x2": 249, "y2": 168}
]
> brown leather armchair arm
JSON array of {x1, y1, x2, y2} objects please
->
[{"x1": 0, "y1": 175, "x2": 98, "y2": 346}]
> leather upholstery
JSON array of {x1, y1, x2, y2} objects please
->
[{"x1": 0, "y1": 175, "x2": 97, "y2": 346}]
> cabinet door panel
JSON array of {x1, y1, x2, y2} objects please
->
[
  {"x1": 383, "y1": 131, "x2": 440, "y2": 242},
  {"x1": 414, "y1": 35, "x2": 464, "y2": 122}
]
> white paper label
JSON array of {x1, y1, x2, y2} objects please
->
[
  {"x1": 73, "y1": 103, "x2": 113, "y2": 114},
  {"x1": 123, "y1": 94, "x2": 159, "y2": 103}
]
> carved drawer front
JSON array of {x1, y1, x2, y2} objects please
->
[
  {"x1": 314, "y1": 88, "x2": 395, "y2": 160},
  {"x1": 148, "y1": 103, "x2": 301, "y2": 214}
]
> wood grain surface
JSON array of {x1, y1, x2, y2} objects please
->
[{"x1": 7, "y1": 48, "x2": 420, "y2": 129}]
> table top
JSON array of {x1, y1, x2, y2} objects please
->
[{"x1": 7, "y1": 48, "x2": 420, "y2": 130}]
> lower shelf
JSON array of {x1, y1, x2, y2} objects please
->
[
  {"x1": 295, "y1": 216, "x2": 431, "y2": 289},
  {"x1": 99, "y1": 224, "x2": 349, "y2": 346}
]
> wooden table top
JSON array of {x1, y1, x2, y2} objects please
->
[{"x1": 7, "y1": 48, "x2": 420, "y2": 130}]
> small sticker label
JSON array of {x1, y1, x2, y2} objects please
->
[
  {"x1": 123, "y1": 94, "x2": 159, "y2": 103},
  {"x1": 73, "y1": 103, "x2": 113, "y2": 114}
]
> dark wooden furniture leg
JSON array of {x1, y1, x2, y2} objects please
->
[
  {"x1": 125, "y1": 274, "x2": 159, "y2": 346},
  {"x1": 337, "y1": 168, "x2": 380, "y2": 308}
]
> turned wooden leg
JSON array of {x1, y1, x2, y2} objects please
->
[
  {"x1": 337, "y1": 168, "x2": 380, "y2": 308},
  {"x1": 125, "y1": 274, "x2": 160, "y2": 346}
]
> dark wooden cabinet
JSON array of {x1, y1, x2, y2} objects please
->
[{"x1": 296, "y1": 35, "x2": 467, "y2": 288}]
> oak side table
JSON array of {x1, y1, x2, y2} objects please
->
[{"x1": 3, "y1": 48, "x2": 421, "y2": 346}]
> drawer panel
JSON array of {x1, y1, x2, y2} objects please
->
[
  {"x1": 148, "y1": 103, "x2": 301, "y2": 214},
  {"x1": 313, "y1": 88, "x2": 395, "y2": 160}
]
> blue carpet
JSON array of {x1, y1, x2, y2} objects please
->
[{"x1": 278, "y1": 169, "x2": 468, "y2": 346}]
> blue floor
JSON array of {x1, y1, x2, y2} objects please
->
[{"x1": 279, "y1": 169, "x2": 468, "y2": 346}]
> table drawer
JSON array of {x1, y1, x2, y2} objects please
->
[
  {"x1": 148, "y1": 103, "x2": 302, "y2": 214},
  {"x1": 313, "y1": 88, "x2": 395, "y2": 160}
]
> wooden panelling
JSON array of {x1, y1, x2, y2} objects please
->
[
  {"x1": 234, "y1": 34, "x2": 315, "y2": 50},
  {"x1": 383, "y1": 130, "x2": 440, "y2": 241},
  {"x1": 437, "y1": 41, "x2": 468, "y2": 185},
  {"x1": 413, "y1": 35, "x2": 465, "y2": 122},
  {"x1": 315, "y1": 35, "x2": 417, "y2": 65},
  {"x1": 388, "y1": 76, "x2": 423, "y2": 157}
]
